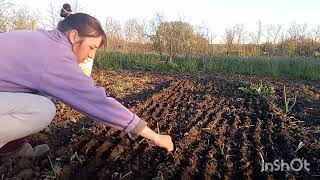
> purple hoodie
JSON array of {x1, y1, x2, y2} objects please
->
[{"x1": 0, "y1": 29, "x2": 146, "y2": 138}]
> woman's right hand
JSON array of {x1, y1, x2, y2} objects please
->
[
  {"x1": 138, "y1": 126, "x2": 174, "y2": 152},
  {"x1": 154, "y1": 134, "x2": 174, "y2": 152}
]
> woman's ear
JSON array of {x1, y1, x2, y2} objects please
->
[{"x1": 68, "y1": 30, "x2": 80, "y2": 45}]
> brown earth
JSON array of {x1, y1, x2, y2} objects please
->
[{"x1": 0, "y1": 69, "x2": 319, "y2": 179}]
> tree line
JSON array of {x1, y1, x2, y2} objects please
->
[{"x1": 1, "y1": 0, "x2": 320, "y2": 59}]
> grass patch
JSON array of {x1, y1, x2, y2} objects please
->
[{"x1": 94, "y1": 52, "x2": 320, "y2": 80}]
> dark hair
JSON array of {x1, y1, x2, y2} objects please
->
[
  {"x1": 58, "y1": 3, "x2": 106, "y2": 48},
  {"x1": 60, "y1": 3, "x2": 72, "y2": 18}
]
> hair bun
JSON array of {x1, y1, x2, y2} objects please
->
[{"x1": 60, "y1": 3, "x2": 72, "y2": 18}]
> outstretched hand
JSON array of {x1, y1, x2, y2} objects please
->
[
  {"x1": 138, "y1": 126, "x2": 174, "y2": 152},
  {"x1": 154, "y1": 134, "x2": 174, "y2": 152}
]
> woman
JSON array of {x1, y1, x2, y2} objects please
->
[{"x1": 0, "y1": 4, "x2": 173, "y2": 158}]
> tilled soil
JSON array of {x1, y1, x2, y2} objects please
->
[{"x1": 0, "y1": 70, "x2": 319, "y2": 180}]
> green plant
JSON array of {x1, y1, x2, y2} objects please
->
[
  {"x1": 44, "y1": 156, "x2": 62, "y2": 180},
  {"x1": 141, "y1": 75, "x2": 152, "y2": 83},
  {"x1": 283, "y1": 86, "x2": 297, "y2": 115},
  {"x1": 256, "y1": 81, "x2": 275, "y2": 98},
  {"x1": 239, "y1": 81, "x2": 274, "y2": 98},
  {"x1": 96, "y1": 75, "x2": 108, "y2": 86},
  {"x1": 70, "y1": 151, "x2": 83, "y2": 164},
  {"x1": 153, "y1": 171, "x2": 164, "y2": 180},
  {"x1": 114, "y1": 79, "x2": 134, "y2": 94}
]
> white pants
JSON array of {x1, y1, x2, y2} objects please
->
[{"x1": 0, "y1": 92, "x2": 56, "y2": 148}]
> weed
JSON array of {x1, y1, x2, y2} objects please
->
[
  {"x1": 153, "y1": 171, "x2": 164, "y2": 180},
  {"x1": 283, "y1": 86, "x2": 297, "y2": 115},
  {"x1": 239, "y1": 81, "x2": 274, "y2": 99},
  {"x1": 114, "y1": 79, "x2": 134, "y2": 94},
  {"x1": 70, "y1": 151, "x2": 83, "y2": 164},
  {"x1": 43, "y1": 156, "x2": 62, "y2": 180}
]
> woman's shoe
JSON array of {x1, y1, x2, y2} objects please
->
[{"x1": 0, "y1": 142, "x2": 50, "y2": 158}]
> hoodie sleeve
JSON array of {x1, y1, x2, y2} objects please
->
[{"x1": 38, "y1": 55, "x2": 146, "y2": 139}]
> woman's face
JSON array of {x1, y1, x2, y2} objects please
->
[{"x1": 67, "y1": 30, "x2": 102, "y2": 64}]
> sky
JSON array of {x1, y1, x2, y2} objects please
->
[{"x1": 6, "y1": 0, "x2": 320, "y2": 43}]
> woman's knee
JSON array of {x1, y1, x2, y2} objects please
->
[{"x1": 0, "y1": 94, "x2": 57, "y2": 144}]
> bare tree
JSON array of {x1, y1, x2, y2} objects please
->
[
  {"x1": 70, "y1": 0, "x2": 83, "y2": 13},
  {"x1": 0, "y1": 0, "x2": 11, "y2": 32},
  {"x1": 43, "y1": 0, "x2": 84, "y2": 29},
  {"x1": 10, "y1": 7, "x2": 38, "y2": 30},
  {"x1": 250, "y1": 20, "x2": 263, "y2": 44},
  {"x1": 0, "y1": 16, "x2": 6, "y2": 32},
  {"x1": 311, "y1": 25, "x2": 320, "y2": 43},
  {"x1": 194, "y1": 22, "x2": 210, "y2": 40},
  {"x1": 148, "y1": 12, "x2": 166, "y2": 57},
  {"x1": 280, "y1": 31, "x2": 287, "y2": 43},
  {"x1": 201, "y1": 23, "x2": 216, "y2": 43},
  {"x1": 124, "y1": 19, "x2": 135, "y2": 43},
  {"x1": 123, "y1": 18, "x2": 148, "y2": 53},
  {"x1": 105, "y1": 17, "x2": 123, "y2": 51},
  {"x1": 0, "y1": 0, "x2": 7, "y2": 14},
  {"x1": 263, "y1": 24, "x2": 282, "y2": 55},
  {"x1": 194, "y1": 23, "x2": 215, "y2": 55},
  {"x1": 288, "y1": 22, "x2": 308, "y2": 40},
  {"x1": 268, "y1": 24, "x2": 282, "y2": 55},
  {"x1": 147, "y1": 12, "x2": 166, "y2": 37},
  {"x1": 233, "y1": 24, "x2": 246, "y2": 44},
  {"x1": 265, "y1": 24, "x2": 273, "y2": 44},
  {"x1": 270, "y1": 24, "x2": 282, "y2": 45},
  {"x1": 124, "y1": 18, "x2": 147, "y2": 43},
  {"x1": 105, "y1": 17, "x2": 122, "y2": 38},
  {"x1": 46, "y1": 2, "x2": 60, "y2": 29},
  {"x1": 224, "y1": 28, "x2": 235, "y2": 55}
]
